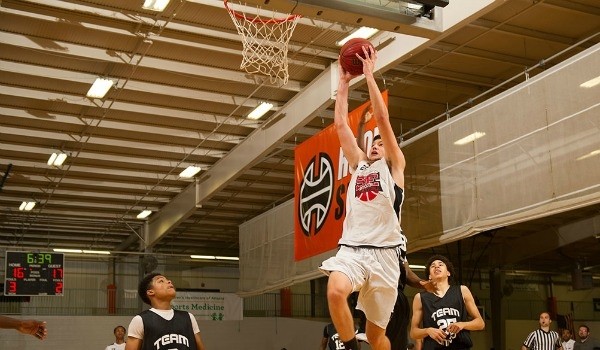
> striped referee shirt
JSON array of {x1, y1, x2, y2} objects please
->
[{"x1": 523, "y1": 328, "x2": 561, "y2": 350}]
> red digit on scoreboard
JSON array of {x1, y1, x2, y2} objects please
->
[
  {"x1": 53, "y1": 268, "x2": 63, "y2": 279},
  {"x1": 8, "y1": 281, "x2": 17, "y2": 294},
  {"x1": 13, "y1": 267, "x2": 25, "y2": 279},
  {"x1": 55, "y1": 281, "x2": 63, "y2": 294}
]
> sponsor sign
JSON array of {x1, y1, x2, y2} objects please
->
[
  {"x1": 172, "y1": 292, "x2": 243, "y2": 321},
  {"x1": 294, "y1": 91, "x2": 388, "y2": 260}
]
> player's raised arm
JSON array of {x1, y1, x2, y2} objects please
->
[
  {"x1": 357, "y1": 46, "x2": 406, "y2": 187},
  {"x1": 335, "y1": 62, "x2": 367, "y2": 170}
]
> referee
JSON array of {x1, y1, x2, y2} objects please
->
[{"x1": 522, "y1": 311, "x2": 562, "y2": 350}]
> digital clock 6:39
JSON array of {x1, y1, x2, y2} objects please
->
[{"x1": 4, "y1": 251, "x2": 64, "y2": 296}]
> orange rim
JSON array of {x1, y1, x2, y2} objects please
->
[{"x1": 224, "y1": 0, "x2": 301, "y2": 24}]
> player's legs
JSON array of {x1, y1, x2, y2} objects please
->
[
  {"x1": 327, "y1": 271, "x2": 356, "y2": 342},
  {"x1": 356, "y1": 247, "x2": 400, "y2": 350},
  {"x1": 366, "y1": 319, "x2": 391, "y2": 350}
]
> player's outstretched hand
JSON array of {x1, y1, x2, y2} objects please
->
[
  {"x1": 420, "y1": 279, "x2": 437, "y2": 293},
  {"x1": 338, "y1": 56, "x2": 358, "y2": 83},
  {"x1": 356, "y1": 45, "x2": 377, "y2": 78},
  {"x1": 18, "y1": 320, "x2": 47, "y2": 340}
]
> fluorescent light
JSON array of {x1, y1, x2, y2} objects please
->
[
  {"x1": 53, "y1": 248, "x2": 83, "y2": 253},
  {"x1": 51, "y1": 248, "x2": 110, "y2": 254},
  {"x1": 190, "y1": 255, "x2": 239, "y2": 261},
  {"x1": 142, "y1": 0, "x2": 171, "y2": 11},
  {"x1": 409, "y1": 264, "x2": 426, "y2": 270},
  {"x1": 47, "y1": 153, "x2": 57, "y2": 166},
  {"x1": 454, "y1": 132, "x2": 486, "y2": 145},
  {"x1": 55, "y1": 153, "x2": 67, "y2": 166},
  {"x1": 179, "y1": 166, "x2": 201, "y2": 178},
  {"x1": 247, "y1": 102, "x2": 273, "y2": 120},
  {"x1": 86, "y1": 78, "x2": 114, "y2": 98},
  {"x1": 215, "y1": 256, "x2": 239, "y2": 261},
  {"x1": 190, "y1": 255, "x2": 216, "y2": 260},
  {"x1": 137, "y1": 210, "x2": 152, "y2": 219},
  {"x1": 19, "y1": 201, "x2": 36, "y2": 211},
  {"x1": 82, "y1": 250, "x2": 111, "y2": 255},
  {"x1": 580, "y1": 75, "x2": 600, "y2": 88},
  {"x1": 406, "y1": 2, "x2": 424, "y2": 10},
  {"x1": 576, "y1": 149, "x2": 600, "y2": 161},
  {"x1": 47, "y1": 152, "x2": 67, "y2": 167},
  {"x1": 336, "y1": 27, "x2": 379, "y2": 46}
]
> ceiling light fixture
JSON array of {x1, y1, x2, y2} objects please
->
[
  {"x1": 576, "y1": 149, "x2": 600, "y2": 161},
  {"x1": 86, "y1": 78, "x2": 114, "y2": 99},
  {"x1": 247, "y1": 102, "x2": 273, "y2": 120},
  {"x1": 336, "y1": 27, "x2": 379, "y2": 46},
  {"x1": 137, "y1": 210, "x2": 152, "y2": 219},
  {"x1": 47, "y1": 152, "x2": 67, "y2": 167},
  {"x1": 52, "y1": 248, "x2": 111, "y2": 254},
  {"x1": 215, "y1": 256, "x2": 240, "y2": 261},
  {"x1": 142, "y1": 0, "x2": 171, "y2": 12},
  {"x1": 454, "y1": 131, "x2": 486, "y2": 145},
  {"x1": 82, "y1": 250, "x2": 111, "y2": 255},
  {"x1": 19, "y1": 201, "x2": 36, "y2": 211},
  {"x1": 580, "y1": 75, "x2": 600, "y2": 88},
  {"x1": 179, "y1": 166, "x2": 201, "y2": 178},
  {"x1": 190, "y1": 255, "x2": 239, "y2": 261},
  {"x1": 190, "y1": 255, "x2": 216, "y2": 260},
  {"x1": 53, "y1": 248, "x2": 83, "y2": 253},
  {"x1": 406, "y1": 2, "x2": 424, "y2": 10}
]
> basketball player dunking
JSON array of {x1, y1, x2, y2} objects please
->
[{"x1": 320, "y1": 46, "x2": 431, "y2": 350}]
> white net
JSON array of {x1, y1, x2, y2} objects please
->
[{"x1": 226, "y1": 1, "x2": 300, "y2": 85}]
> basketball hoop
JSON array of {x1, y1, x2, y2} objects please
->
[{"x1": 224, "y1": 0, "x2": 301, "y2": 85}]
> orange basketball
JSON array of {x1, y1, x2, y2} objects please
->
[{"x1": 339, "y1": 38, "x2": 374, "y2": 75}]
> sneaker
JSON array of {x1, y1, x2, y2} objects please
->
[{"x1": 356, "y1": 333, "x2": 369, "y2": 343}]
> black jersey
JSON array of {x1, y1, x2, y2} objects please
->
[
  {"x1": 420, "y1": 285, "x2": 473, "y2": 350},
  {"x1": 323, "y1": 323, "x2": 360, "y2": 350},
  {"x1": 324, "y1": 323, "x2": 344, "y2": 350},
  {"x1": 139, "y1": 309, "x2": 197, "y2": 350}
]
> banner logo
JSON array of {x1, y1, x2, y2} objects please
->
[{"x1": 298, "y1": 153, "x2": 334, "y2": 236}]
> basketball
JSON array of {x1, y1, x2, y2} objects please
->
[{"x1": 339, "y1": 38, "x2": 374, "y2": 75}]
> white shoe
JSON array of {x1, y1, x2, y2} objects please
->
[{"x1": 356, "y1": 333, "x2": 369, "y2": 343}]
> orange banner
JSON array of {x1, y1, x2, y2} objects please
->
[{"x1": 294, "y1": 91, "x2": 388, "y2": 261}]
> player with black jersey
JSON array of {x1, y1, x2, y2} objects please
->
[
  {"x1": 410, "y1": 255, "x2": 484, "y2": 350},
  {"x1": 125, "y1": 273, "x2": 206, "y2": 350},
  {"x1": 321, "y1": 322, "x2": 362, "y2": 350}
]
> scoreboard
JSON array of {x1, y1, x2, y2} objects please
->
[{"x1": 4, "y1": 252, "x2": 64, "y2": 296}]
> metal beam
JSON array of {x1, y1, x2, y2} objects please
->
[
  {"x1": 0, "y1": 83, "x2": 256, "y2": 128},
  {"x1": 0, "y1": 59, "x2": 276, "y2": 112}
]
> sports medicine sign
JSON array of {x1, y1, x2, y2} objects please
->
[{"x1": 172, "y1": 292, "x2": 243, "y2": 321}]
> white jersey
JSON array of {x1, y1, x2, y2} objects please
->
[
  {"x1": 104, "y1": 343, "x2": 125, "y2": 350},
  {"x1": 339, "y1": 159, "x2": 406, "y2": 250},
  {"x1": 561, "y1": 339, "x2": 575, "y2": 350}
]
